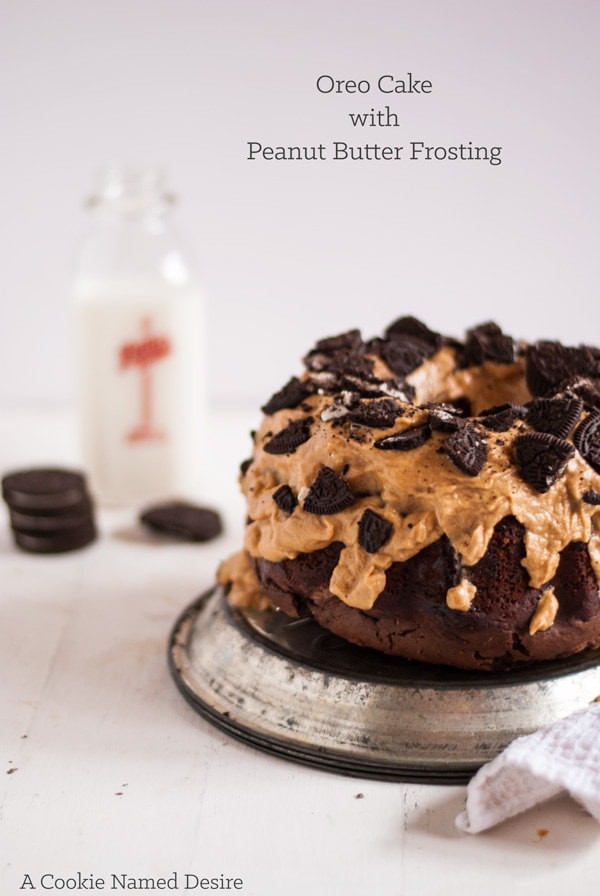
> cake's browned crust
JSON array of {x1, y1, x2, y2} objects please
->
[{"x1": 219, "y1": 318, "x2": 600, "y2": 671}]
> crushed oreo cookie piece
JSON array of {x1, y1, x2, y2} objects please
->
[
  {"x1": 303, "y1": 466, "x2": 356, "y2": 514},
  {"x1": 582, "y1": 489, "x2": 600, "y2": 506},
  {"x1": 263, "y1": 417, "x2": 314, "y2": 455},
  {"x1": 304, "y1": 331, "x2": 367, "y2": 374},
  {"x1": 573, "y1": 411, "x2": 600, "y2": 474},
  {"x1": 347, "y1": 398, "x2": 400, "y2": 429},
  {"x1": 140, "y1": 501, "x2": 223, "y2": 542},
  {"x1": 358, "y1": 509, "x2": 394, "y2": 553},
  {"x1": 513, "y1": 432, "x2": 575, "y2": 493},
  {"x1": 323, "y1": 350, "x2": 374, "y2": 380},
  {"x1": 479, "y1": 403, "x2": 527, "y2": 433},
  {"x1": 261, "y1": 377, "x2": 315, "y2": 415},
  {"x1": 384, "y1": 316, "x2": 442, "y2": 350},
  {"x1": 525, "y1": 342, "x2": 600, "y2": 396},
  {"x1": 563, "y1": 377, "x2": 600, "y2": 411},
  {"x1": 374, "y1": 423, "x2": 431, "y2": 451},
  {"x1": 428, "y1": 404, "x2": 466, "y2": 433},
  {"x1": 272, "y1": 484, "x2": 298, "y2": 515},
  {"x1": 377, "y1": 336, "x2": 434, "y2": 378},
  {"x1": 320, "y1": 391, "x2": 360, "y2": 422},
  {"x1": 527, "y1": 396, "x2": 583, "y2": 439},
  {"x1": 239, "y1": 458, "x2": 252, "y2": 477},
  {"x1": 442, "y1": 425, "x2": 487, "y2": 476},
  {"x1": 450, "y1": 396, "x2": 474, "y2": 417},
  {"x1": 462, "y1": 322, "x2": 516, "y2": 366},
  {"x1": 308, "y1": 364, "x2": 387, "y2": 398},
  {"x1": 313, "y1": 329, "x2": 364, "y2": 355}
]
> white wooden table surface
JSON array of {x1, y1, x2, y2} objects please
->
[{"x1": 2, "y1": 405, "x2": 600, "y2": 896}]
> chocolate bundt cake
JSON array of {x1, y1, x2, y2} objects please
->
[{"x1": 218, "y1": 318, "x2": 600, "y2": 671}]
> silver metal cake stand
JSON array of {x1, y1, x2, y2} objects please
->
[{"x1": 168, "y1": 585, "x2": 600, "y2": 784}]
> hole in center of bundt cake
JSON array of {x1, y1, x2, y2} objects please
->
[{"x1": 407, "y1": 349, "x2": 532, "y2": 417}]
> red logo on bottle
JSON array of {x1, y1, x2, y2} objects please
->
[{"x1": 119, "y1": 317, "x2": 172, "y2": 443}]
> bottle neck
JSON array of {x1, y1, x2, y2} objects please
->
[{"x1": 87, "y1": 165, "x2": 174, "y2": 219}]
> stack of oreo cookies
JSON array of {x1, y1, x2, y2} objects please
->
[{"x1": 2, "y1": 467, "x2": 97, "y2": 553}]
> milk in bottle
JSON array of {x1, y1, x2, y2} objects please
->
[{"x1": 72, "y1": 166, "x2": 207, "y2": 504}]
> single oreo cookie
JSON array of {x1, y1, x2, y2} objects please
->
[
  {"x1": 10, "y1": 499, "x2": 94, "y2": 533},
  {"x1": 2, "y1": 467, "x2": 89, "y2": 512},
  {"x1": 139, "y1": 501, "x2": 223, "y2": 542},
  {"x1": 13, "y1": 521, "x2": 97, "y2": 554}
]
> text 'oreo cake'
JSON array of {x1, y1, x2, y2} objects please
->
[{"x1": 218, "y1": 318, "x2": 600, "y2": 671}]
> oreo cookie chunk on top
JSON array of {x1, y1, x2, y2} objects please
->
[
  {"x1": 366, "y1": 317, "x2": 441, "y2": 380},
  {"x1": 302, "y1": 466, "x2": 356, "y2": 515},
  {"x1": 479, "y1": 403, "x2": 527, "y2": 433},
  {"x1": 525, "y1": 342, "x2": 600, "y2": 396},
  {"x1": 261, "y1": 377, "x2": 315, "y2": 415},
  {"x1": 526, "y1": 397, "x2": 583, "y2": 439},
  {"x1": 573, "y1": 411, "x2": 600, "y2": 474},
  {"x1": 263, "y1": 417, "x2": 314, "y2": 455},
  {"x1": 139, "y1": 501, "x2": 223, "y2": 542},
  {"x1": 442, "y1": 425, "x2": 487, "y2": 476},
  {"x1": 347, "y1": 398, "x2": 400, "y2": 429},
  {"x1": 384, "y1": 315, "x2": 443, "y2": 350},
  {"x1": 272, "y1": 484, "x2": 297, "y2": 515},
  {"x1": 513, "y1": 432, "x2": 575, "y2": 493},
  {"x1": 428, "y1": 404, "x2": 466, "y2": 433},
  {"x1": 461, "y1": 322, "x2": 516, "y2": 366},
  {"x1": 376, "y1": 334, "x2": 436, "y2": 379},
  {"x1": 358, "y1": 509, "x2": 393, "y2": 553},
  {"x1": 374, "y1": 424, "x2": 431, "y2": 451}
]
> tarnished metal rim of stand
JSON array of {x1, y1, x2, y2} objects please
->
[{"x1": 168, "y1": 585, "x2": 600, "y2": 784}]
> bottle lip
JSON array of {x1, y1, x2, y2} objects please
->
[{"x1": 86, "y1": 164, "x2": 176, "y2": 208}]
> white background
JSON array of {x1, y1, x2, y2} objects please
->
[{"x1": 1, "y1": 0, "x2": 599, "y2": 412}]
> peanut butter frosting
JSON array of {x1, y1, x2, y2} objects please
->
[{"x1": 218, "y1": 319, "x2": 600, "y2": 643}]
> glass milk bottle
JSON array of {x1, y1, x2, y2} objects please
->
[{"x1": 72, "y1": 165, "x2": 207, "y2": 505}]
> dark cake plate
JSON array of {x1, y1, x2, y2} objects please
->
[{"x1": 168, "y1": 585, "x2": 600, "y2": 784}]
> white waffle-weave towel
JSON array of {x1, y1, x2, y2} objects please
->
[{"x1": 455, "y1": 702, "x2": 600, "y2": 833}]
